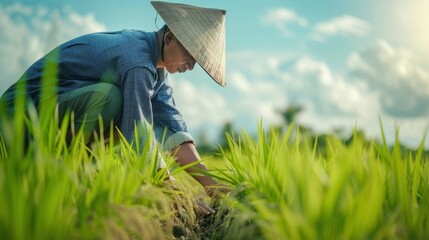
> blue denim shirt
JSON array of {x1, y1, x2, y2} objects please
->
[{"x1": 2, "y1": 30, "x2": 193, "y2": 151}]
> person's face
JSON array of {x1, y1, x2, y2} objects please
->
[{"x1": 163, "y1": 31, "x2": 196, "y2": 74}]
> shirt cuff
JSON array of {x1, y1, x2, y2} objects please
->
[{"x1": 163, "y1": 131, "x2": 194, "y2": 152}]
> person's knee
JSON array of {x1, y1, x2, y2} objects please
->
[
  {"x1": 71, "y1": 83, "x2": 122, "y2": 130},
  {"x1": 99, "y1": 84, "x2": 122, "y2": 124}
]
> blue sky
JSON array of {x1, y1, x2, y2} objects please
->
[{"x1": 1, "y1": 0, "x2": 429, "y2": 148}]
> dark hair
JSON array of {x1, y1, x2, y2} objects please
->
[
  {"x1": 160, "y1": 24, "x2": 169, "y2": 62},
  {"x1": 160, "y1": 24, "x2": 169, "y2": 32}
]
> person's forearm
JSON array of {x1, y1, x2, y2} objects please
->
[{"x1": 172, "y1": 142, "x2": 217, "y2": 188}]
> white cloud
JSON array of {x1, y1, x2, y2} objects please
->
[
  {"x1": 227, "y1": 53, "x2": 365, "y2": 131},
  {"x1": 229, "y1": 71, "x2": 251, "y2": 94},
  {"x1": 228, "y1": 50, "x2": 295, "y2": 79},
  {"x1": 226, "y1": 53, "x2": 291, "y2": 127},
  {"x1": 312, "y1": 15, "x2": 370, "y2": 41},
  {"x1": 261, "y1": 8, "x2": 308, "y2": 37},
  {"x1": 348, "y1": 39, "x2": 429, "y2": 117},
  {"x1": 235, "y1": 76, "x2": 286, "y2": 125},
  {"x1": 347, "y1": 52, "x2": 375, "y2": 75},
  {"x1": 290, "y1": 57, "x2": 373, "y2": 117},
  {"x1": 227, "y1": 52, "x2": 375, "y2": 134},
  {"x1": 0, "y1": 3, "x2": 106, "y2": 95},
  {"x1": 3, "y1": 2, "x2": 33, "y2": 15},
  {"x1": 167, "y1": 47, "x2": 428, "y2": 148},
  {"x1": 224, "y1": 49, "x2": 429, "y2": 148},
  {"x1": 170, "y1": 78, "x2": 232, "y2": 129}
]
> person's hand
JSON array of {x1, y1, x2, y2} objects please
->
[
  {"x1": 204, "y1": 183, "x2": 232, "y2": 199},
  {"x1": 195, "y1": 199, "x2": 216, "y2": 215}
]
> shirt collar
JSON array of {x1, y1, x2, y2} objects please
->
[{"x1": 150, "y1": 31, "x2": 167, "y2": 82}]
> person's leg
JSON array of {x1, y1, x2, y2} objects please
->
[
  {"x1": 58, "y1": 83, "x2": 168, "y2": 170},
  {"x1": 57, "y1": 83, "x2": 122, "y2": 142}
]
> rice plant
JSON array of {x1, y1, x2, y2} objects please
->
[
  {"x1": 207, "y1": 122, "x2": 429, "y2": 240},
  {"x1": 1, "y1": 50, "x2": 428, "y2": 239}
]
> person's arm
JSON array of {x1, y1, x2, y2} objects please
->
[
  {"x1": 119, "y1": 67, "x2": 155, "y2": 143},
  {"x1": 151, "y1": 79, "x2": 228, "y2": 197},
  {"x1": 172, "y1": 142, "x2": 219, "y2": 196},
  {"x1": 119, "y1": 67, "x2": 168, "y2": 169}
]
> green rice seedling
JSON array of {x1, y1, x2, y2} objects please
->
[
  {"x1": 208, "y1": 121, "x2": 429, "y2": 240},
  {"x1": 0, "y1": 53, "x2": 76, "y2": 239},
  {"x1": 3, "y1": 46, "x2": 428, "y2": 239}
]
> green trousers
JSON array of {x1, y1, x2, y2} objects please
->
[
  {"x1": 57, "y1": 83, "x2": 122, "y2": 141},
  {"x1": 59, "y1": 83, "x2": 165, "y2": 168}
]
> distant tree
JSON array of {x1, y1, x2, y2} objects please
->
[
  {"x1": 275, "y1": 104, "x2": 305, "y2": 141},
  {"x1": 219, "y1": 121, "x2": 236, "y2": 151},
  {"x1": 279, "y1": 104, "x2": 303, "y2": 126},
  {"x1": 197, "y1": 131, "x2": 209, "y2": 146},
  {"x1": 195, "y1": 130, "x2": 216, "y2": 155}
]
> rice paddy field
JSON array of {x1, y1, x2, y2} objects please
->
[
  {"x1": 1, "y1": 109, "x2": 428, "y2": 239},
  {"x1": 0, "y1": 69, "x2": 428, "y2": 239}
]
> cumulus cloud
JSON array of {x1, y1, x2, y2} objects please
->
[
  {"x1": 312, "y1": 15, "x2": 370, "y2": 41},
  {"x1": 229, "y1": 71, "x2": 252, "y2": 94},
  {"x1": 261, "y1": 8, "x2": 308, "y2": 37},
  {"x1": 290, "y1": 57, "x2": 373, "y2": 117},
  {"x1": 230, "y1": 71, "x2": 286, "y2": 125},
  {"x1": 169, "y1": 46, "x2": 426, "y2": 148},
  {"x1": 225, "y1": 51, "x2": 373, "y2": 134},
  {"x1": 169, "y1": 77, "x2": 232, "y2": 129},
  {"x1": 0, "y1": 3, "x2": 106, "y2": 94},
  {"x1": 227, "y1": 52, "x2": 295, "y2": 127},
  {"x1": 348, "y1": 40, "x2": 429, "y2": 117}
]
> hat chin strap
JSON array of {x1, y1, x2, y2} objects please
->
[{"x1": 161, "y1": 27, "x2": 168, "y2": 62}]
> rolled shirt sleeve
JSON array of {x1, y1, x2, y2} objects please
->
[{"x1": 152, "y1": 78, "x2": 194, "y2": 152}]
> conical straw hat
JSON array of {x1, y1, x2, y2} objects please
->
[{"x1": 151, "y1": 1, "x2": 227, "y2": 86}]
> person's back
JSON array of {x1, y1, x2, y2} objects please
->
[{"x1": 1, "y1": 29, "x2": 160, "y2": 111}]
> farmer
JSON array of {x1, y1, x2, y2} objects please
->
[{"x1": 0, "y1": 1, "x2": 228, "y2": 213}]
